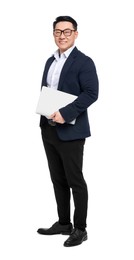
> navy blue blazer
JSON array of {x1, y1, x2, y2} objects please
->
[{"x1": 40, "y1": 47, "x2": 99, "y2": 141}]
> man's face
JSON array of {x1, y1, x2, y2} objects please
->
[{"x1": 53, "y1": 21, "x2": 78, "y2": 53}]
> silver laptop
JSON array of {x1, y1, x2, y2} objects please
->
[{"x1": 36, "y1": 86, "x2": 77, "y2": 124}]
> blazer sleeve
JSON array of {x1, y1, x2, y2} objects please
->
[{"x1": 59, "y1": 57, "x2": 99, "y2": 123}]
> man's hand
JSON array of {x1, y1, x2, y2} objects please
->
[{"x1": 49, "y1": 111, "x2": 65, "y2": 124}]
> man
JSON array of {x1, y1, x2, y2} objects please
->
[{"x1": 37, "y1": 16, "x2": 99, "y2": 247}]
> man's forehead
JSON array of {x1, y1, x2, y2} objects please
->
[{"x1": 55, "y1": 21, "x2": 73, "y2": 29}]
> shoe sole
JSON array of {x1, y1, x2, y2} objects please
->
[
  {"x1": 37, "y1": 230, "x2": 72, "y2": 235},
  {"x1": 61, "y1": 231, "x2": 72, "y2": 235}
]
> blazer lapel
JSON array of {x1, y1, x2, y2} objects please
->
[{"x1": 58, "y1": 47, "x2": 78, "y2": 91}]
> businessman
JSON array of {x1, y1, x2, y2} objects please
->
[{"x1": 37, "y1": 16, "x2": 99, "y2": 247}]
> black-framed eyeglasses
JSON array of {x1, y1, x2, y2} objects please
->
[{"x1": 53, "y1": 29, "x2": 76, "y2": 37}]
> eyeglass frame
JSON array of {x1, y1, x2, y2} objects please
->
[{"x1": 53, "y1": 28, "x2": 76, "y2": 37}]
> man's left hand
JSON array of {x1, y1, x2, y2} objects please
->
[{"x1": 50, "y1": 111, "x2": 65, "y2": 124}]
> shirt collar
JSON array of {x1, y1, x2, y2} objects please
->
[{"x1": 54, "y1": 45, "x2": 75, "y2": 61}]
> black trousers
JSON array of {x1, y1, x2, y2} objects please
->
[{"x1": 41, "y1": 123, "x2": 88, "y2": 230}]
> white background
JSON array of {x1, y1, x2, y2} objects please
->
[{"x1": 0, "y1": 0, "x2": 134, "y2": 259}]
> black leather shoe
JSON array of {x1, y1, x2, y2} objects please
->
[
  {"x1": 64, "y1": 228, "x2": 88, "y2": 247},
  {"x1": 37, "y1": 221, "x2": 73, "y2": 235}
]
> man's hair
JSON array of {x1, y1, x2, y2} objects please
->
[{"x1": 53, "y1": 16, "x2": 78, "y2": 30}]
